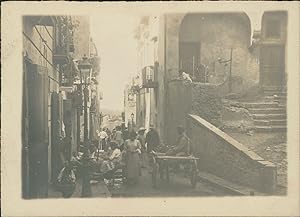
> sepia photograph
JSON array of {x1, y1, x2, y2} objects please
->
[{"x1": 1, "y1": 1, "x2": 299, "y2": 216}]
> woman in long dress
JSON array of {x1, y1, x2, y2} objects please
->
[
  {"x1": 115, "y1": 126, "x2": 124, "y2": 148},
  {"x1": 124, "y1": 131, "x2": 141, "y2": 185}
]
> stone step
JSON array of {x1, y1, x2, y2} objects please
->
[
  {"x1": 264, "y1": 93, "x2": 287, "y2": 98},
  {"x1": 270, "y1": 119, "x2": 287, "y2": 125},
  {"x1": 262, "y1": 86, "x2": 287, "y2": 91},
  {"x1": 278, "y1": 104, "x2": 287, "y2": 108},
  {"x1": 242, "y1": 102, "x2": 279, "y2": 108},
  {"x1": 274, "y1": 101, "x2": 287, "y2": 107},
  {"x1": 254, "y1": 119, "x2": 287, "y2": 126},
  {"x1": 252, "y1": 113, "x2": 286, "y2": 120},
  {"x1": 254, "y1": 126, "x2": 287, "y2": 132},
  {"x1": 249, "y1": 108, "x2": 286, "y2": 114},
  {"x1": 264, "y1": 96, "x2": 287, "y2": 101},
  {"x1": 263, "y1": 88, "x2": 287, "y2": 92},
  {"x1": 274, "y1": 95, "x2": 287, "y2": 100}
]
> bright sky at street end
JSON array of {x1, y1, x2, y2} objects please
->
[{"x1": 90, "y1": 14, "x2": 140, "y2": 112}]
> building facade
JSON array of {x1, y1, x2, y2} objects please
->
[
  {"x1": 134, "y1": 11, "x2": 287, "y2": 144},
  {"x1": 22, "y1": 16, "x2": 101, "y2": 198}
]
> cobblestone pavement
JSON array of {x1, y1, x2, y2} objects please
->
[
  {"x1": 108, "y1": 168, "x2": 231, "y2": 197},
  {"x1": 48, "y1": 179, "x2": 111, "y2": 198}
]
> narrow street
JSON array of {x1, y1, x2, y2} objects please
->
[
  {"x1": 48, "y1": 167, "x2": 231, "y2": 198},
  {"x1": 20, "y1": 11, "x2": 288, "y2": 200},
  {"x1": 3, "y1": 2, "x2": 300, "y2": 216}
]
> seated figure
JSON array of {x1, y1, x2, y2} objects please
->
[
  {"x1": 166, "y1": 125, "x2": 191, "y2": 156},
  {"x1": 100, "y1": 142, "x2": 122, "y2": 175}
]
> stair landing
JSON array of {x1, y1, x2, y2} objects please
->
[{"x1": 243, "y1": 87, "x2": 287, "y2": 132}]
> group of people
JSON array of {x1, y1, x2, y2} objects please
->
[
  {"x1": 96, "y1": 126, "x2": 128, "y2": 151},
  {"x1": 92, "y1": 124, "x2": 161, "y2": 185},
  {"x1": 94, "y1": 124, "x2": 191, "y2": 185},
  {"x1": 56, "y1": 123, "x2": 192, "y2": 196}
]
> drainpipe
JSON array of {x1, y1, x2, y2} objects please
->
[
  {"x1": 163, "y1": 14, "x2": 167, "y2": 144},
  {"x1": 229, "y1": 48, "x2": 233, "y2": 93},
  {"x1": 77, "y1": 107, "x2": 80, "y2": 152}
]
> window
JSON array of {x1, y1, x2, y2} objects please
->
[{"x1": 266, "y1": 19, "x2": 281, "y2": 38}]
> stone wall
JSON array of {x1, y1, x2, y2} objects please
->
[
  {"x1": 165, "y1": 80, "x2": 225, "y2": 144},
  {"x1": 191, "y1": 82, "x2": 226, "y2": 126},
  {"x1": 166, "y1": 80, "x2": 192, "y2": 145},
  {"x1": 186, "y1": 114, "x2": 277, "y2": 193}
]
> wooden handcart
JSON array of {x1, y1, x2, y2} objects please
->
[{"x1": 151, "y1": 152, "x2": 199, "y2": 188}]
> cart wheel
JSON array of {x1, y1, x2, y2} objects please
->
[
  {"x1": 152, "y1": 163, "x2": 158, "y2": 188},
  {"x1": 190, "y1": 170, "x2": 197, "y2": 188}
]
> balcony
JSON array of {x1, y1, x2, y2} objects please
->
[
  {"x1": 141, "y1": 66, "x2": 158, "y2": 89},
  {"x1": 142, "y1": 80, "x2": 158, "y2": 88}
]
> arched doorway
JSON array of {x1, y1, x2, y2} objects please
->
[{"x1": 178, "y1": 13, "x2": 252, "y2": 86}]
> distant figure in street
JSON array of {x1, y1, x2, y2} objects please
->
[
  {"x1": 115, "y1": 126, "x2": 123, "y2": 148},
  {"x1": 145, "y1": 124, "x2": 160, "y2": 153},
  {"x1": 124, "y1": 131, "x2": 141, "y2": 185},
  {"x1": 105, "y1": 128, "x2": 112, "y2": 143},
  {"x1": 137, "y1": 127, "x2": 147, "y2": 168},
  {"x1": 122, "y1": 127, "x2": 129, "y2": 141},
  {"x1": 99, "y1": 128, "x2": 108, "y2": 150},
  {"x1": 111, "y1": 128, "x2": 116, "y2": 140},
  {"x1": 120, "y1": 127, "x2": 129, "y2": 151}
]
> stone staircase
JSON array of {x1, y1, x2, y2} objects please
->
[{"x1": 242, "y1": 86, "x2": 287, "y2": 132}]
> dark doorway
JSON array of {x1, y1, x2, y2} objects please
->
[
  {"x1": 179, "y1": 42, "x2": 200, "y2": 79},
  {"x1": 27, "y1": 64, "x2": 49, "y2": 198},
  {"x1": 260, "y1": 45, "x2": 285, "y2": 87}
]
